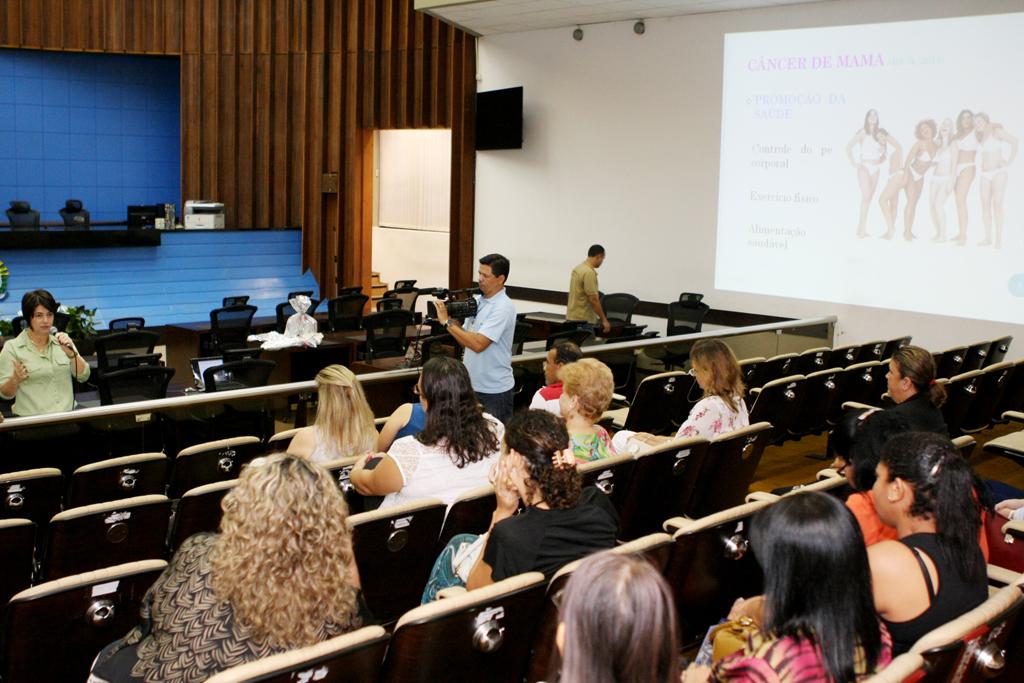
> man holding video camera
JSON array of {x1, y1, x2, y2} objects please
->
[{"x1": 434, "y1": 253, "x2": 516, "y2": 423}]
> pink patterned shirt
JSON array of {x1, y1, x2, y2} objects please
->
[{"x1": 675, "y1": 394, "x2": 749, "y2": 440}]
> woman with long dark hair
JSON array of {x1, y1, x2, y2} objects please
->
[
  {"x1": 556, "y1": 552, "x2": 680, "y2": 683},
  {"x1": 684, "y1": 492, "x2": 891, "y2": 682},
  {"x1": 421, "y1": 409, "x2": 617, "y2": 602},
  {"x1": 869, "y1": 432, "x2": 989, "y2": 654},
  {"x1": 350, "y1": 356, "x2": 502, "y2": 508}
]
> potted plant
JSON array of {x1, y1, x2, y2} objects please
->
[{"x1": 61, "y1": 304, "x2": 99, "y2": 355}]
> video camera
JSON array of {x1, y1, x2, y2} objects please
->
[{"x1": 427, "y1": 287, "x2": 479, "y2": 320}]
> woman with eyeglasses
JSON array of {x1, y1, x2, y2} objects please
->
[
  {"x1": 868, "y1": 432, "x2": 989, "y2": 654},
  {"x1": 350, "y1": 356, "x2": 503, "y2": 509},
  {"x1": 555, "y1": 552, "x2": 680, "y2": 683},
  {"x1": 614, "y1": 339, "x2": 748, "y2": 452},
  {"x1": 89, "y1": 453, "x2": 367, "y2": 682},
  {"x1": 287, "y1": 365, "x2": 377, "y2": 464},
  {"x1": 0, "y1": 289, "x2": 89, "y2": 416}
]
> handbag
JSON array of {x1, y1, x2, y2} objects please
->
[{"x1": 709, "y1": 616, "x2": 759, "y2": 662}]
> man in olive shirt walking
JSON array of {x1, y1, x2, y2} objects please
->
[{"x1": 567, "y1": 244, "x2": 610, "y2": 334}]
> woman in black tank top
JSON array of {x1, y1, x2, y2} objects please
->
[{"x1": 867, "y1": 432, "x2": 989, "y2": 654}]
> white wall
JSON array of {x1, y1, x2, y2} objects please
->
[{"x1": 474, "y1": 0, "x2": 1024, "y2": 350}]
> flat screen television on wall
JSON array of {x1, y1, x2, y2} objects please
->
[{"x1": 475, "y1": 86, "x2": 523, "y2": 150}]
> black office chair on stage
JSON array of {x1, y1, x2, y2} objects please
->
[
  {"x1": 327, "y1": 293, "x2": 369, "y2": 331},
  {"x1": 393, "y1": 279, "x2": 417, "y2": 289},
  {"x1": 108, "y1": 317, "x2": 145, "y2": 331},
  {"x1": 545, "y1": 327, "x2": 591, "y2": 350},
  {"x1": 275, "y1": 298, "x2": 320, "y2": 333},
  {"x1": 600, "y1": 292, "x2": 640, "y2": 324},
  {"x1": 97, "y1": 366, "x2": 175, "y2": 405},
  {"x1": 58, "y1": 199, "x2": 90, "y2": 230},
  {"x1": 647, "y1": 293, "x2": 710, "y2": 370},
  {"x1": 202, "y1": 359, "x2": 276, "y2": 393},
  {"x1": 222, "y1": 295, "x2": 250, "y2": 307},
  {"x1": 286, "y1": 290, "x2": 314, "y2": 300},
  {"x1": 336, "y1": 285, "x2": 364, "y2": 296},
  {"x1": 93, "y1": 330, "x2": 160, "y2": 372},
  {"x1": 362, "y1": 310, "x2": 415, "y2": 360},
  {"x1": 209, "y1": 304, "x2": 258, "y2": 353},
  {"x1": 6, "y1": 201, "x2": 40, "y2": 230}
]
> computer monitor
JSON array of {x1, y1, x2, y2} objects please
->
[
  {"x1": 190, "y1": 356, "x2": 223, "y2": 389},
  {"x1": 127, "y1": 205, "x2": 160, "y2": 229}
]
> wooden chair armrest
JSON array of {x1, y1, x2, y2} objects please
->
[
  {"x1": 745, "y1": 491, "x2": 779, "y2": 503},
  {"x1": 1003, "y1": 411, "x2": 1024, "y2": 424}
]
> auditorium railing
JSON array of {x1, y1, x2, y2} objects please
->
[{"x1": 0, "y1": 317, "x2": 836, "y2": 457}]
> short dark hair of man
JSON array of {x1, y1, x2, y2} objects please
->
[
  {"x1": 479, "y1": 253, "x2": 510, "y2": 281},
  {"x1": 587, "y1": 244, "x2": 605, "y2": 257},
  {"x1": 553, "y1": 341, "x2": 583, "y2": 366}
]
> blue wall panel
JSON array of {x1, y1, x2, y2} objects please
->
[
  {"x1": 0, "y1": 49, "x2": 180, "y2": 223},
  {"x1": 0, "y1": 231, "x2": 319, "y2": 327}
]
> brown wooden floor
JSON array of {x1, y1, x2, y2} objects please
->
[{"x1": 751, "y1": 421, "x2": 1024, "y2": 494}]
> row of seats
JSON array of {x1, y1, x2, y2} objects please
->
[{"x1": 7, "y1": 478, "x2": 1023, "y2": 683}]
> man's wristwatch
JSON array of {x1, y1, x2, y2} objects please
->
[{"x1": 445, "y1": 319, "x2": 455, "y2": 329}]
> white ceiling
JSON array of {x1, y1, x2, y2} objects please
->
[{"x1": 415, "y1": 0, "x2": 828, "y2": 36}]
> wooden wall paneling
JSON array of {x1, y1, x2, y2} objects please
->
[
  {"x1": 270, "y1": 52, "x2": 290, "y2": 227},
  {"x1": 302, "y1": 49, "x2": 324, "y2": 290},
  {"x1": 201, "y1": 0, "x2": 218, "y2": 53},
  {"x1": 199, "y1": 54, "x2": 219, "y2": 197},
  {"x1": 104, "y1": 0, "x2": 124, "y2": 52},
  {"x1": 181, "y1": 54, "x2": 201, "y2": 208},
  {"x1": 376, "y1": 0, "x2": 393, "y2": 128},
  {"x1": 449, "y1": 31, "x2": 476, "y2": 288},
  {"x1": 19, "y1": 0, "x2": 42, "y2": 47},
  {"x1": 412, "y1": 11, "x2": 425, "y2": 128},
  {"x1": 288, "y1": 52, "x2": 306, "y2": 229},
  {"x1": 236, "y1": 52, "x2": 254, "y2": 228},
  {"x1": 252, "y1": 51, "x2": 271, "y2": 226},
  {"x1": 2, "y1": 2, "x2": 21, "y2": 46},
  {"x1": 163, "y1": 0, "x2": 182, "y2": 54},
  {"x1": 219, "y1": 0, "x2": 236, "y2": 52},
  {"x1": 41, "y1": 0, "x2": 63, "y2": 49},
  {"x1": 395, "y1": 1, "x2": 410, "y2": 128},
  {"x1": 183, "y1": 0, "x2": 201, "y2": 54},
  {"x1": 218, "y1": 54, "x2": 237, "y2": 227}
]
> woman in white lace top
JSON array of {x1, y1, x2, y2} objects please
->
[{"x1": 349, "y1": 356, "x2": 503, "y2": 509}]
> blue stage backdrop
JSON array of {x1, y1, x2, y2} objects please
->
[
  {"x1": 0, "y1": 230, "x2": 319, "y2": 327},
  {"x1": 0, "y1": 48, "x2": 180, "y2": 223}
]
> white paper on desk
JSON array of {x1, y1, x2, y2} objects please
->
[{"x1": 247, "y1": 331, "x2": 323, "y2": 349}]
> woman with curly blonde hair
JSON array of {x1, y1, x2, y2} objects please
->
[
  {"x1": 288, "y1": 364, "x2": 377, "y2": 464},
  {"x1": 559, "y1": 358, "x2": 616, "y2": 462},
  {"x1": 421, "y1": 409, "x2": 618, "y2": 602},
  {"x1": 89, "y1": 454, "x2": 366, "y2": 683}
]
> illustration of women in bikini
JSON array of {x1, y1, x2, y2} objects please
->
[
  {"x1": 951, "y1": 109, "x2": 977, "y2": 245},
  {"x1": 974, "y1": 113, "x2": 1018, "y2": 248},
  {"x1": 876, "y1": 129, "x2": 906, "y2": 240},
  {"x1": 901, "y1": 120, "x2": 938, "y2": 241},
  {"x1": 929, "y1": 119, "x2": 957, "y2": 242},
  {"x1": 847, "y1": 109, "x2": 885, "y2": 238}
]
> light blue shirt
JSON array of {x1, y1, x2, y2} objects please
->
[{"x1": 463, "y1": 288, "x2": 516, "y2": 393}]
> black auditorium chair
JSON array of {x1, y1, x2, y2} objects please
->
[
  {"x1": 209, "y1": 304, "x2": 258, "y2": 353},
  {"x1": 327, "y1": 293, "x2": 369, "y2": 331},
  {"x1": 435, "y1": 485, "x2": 497, "y2": 553},
  {"x1": 204, "y1": 627, "x2": 390, "y2": 683},
  {"x1": 362, "y1": 310, "x2": 415, "y2": 360},
  {"x1": 835, "y1": 360, "x2": 886, "y2": 408},
  {"x1": 5, "y1": 200, "x2": 40, "y2": 230},
  {"x1": 0, "y1": 467, "x2": 64, "y2": 525},
  {"x1": 792, "y1": 347, "x2": 833, "y2": 375},
  {"x1": 203, "y1": 359, "x2": 276, "y2": 393},
  {"x1": 169, "y1": 437, "x2": 264, "y2": 498},
  {"x1": 108, "y1": 316, "x2": 145, "y2": 331},
  {"x1": 940, "y1": 370, "x2": 984, "y2": 437},
  {"x1": 881, "y1": 335, "x2": 912, "y2": 360},
  {"x1": 935, "y1": 345, "x2": 970, "y2": 379},
  {"x1": 379, "y1": 573, "x2": 547, "y2": 683},
  {"x1": 600, "y1": 292, "x2": 640, "y2": 324},
  {"x1": 93, "y1": 330, "x2": 160, "y2": 371},
  {"x1": 963, "y1": 339, "x2": 994, "y2": 372},
  {"x1": 797, "y1": 366, "x2": 846, "y2": 435},
  {"x1": 0, "y1": 518, "x2": 35, "y2": 606},
  {"x1": 58, "y1": 199, "x2": 90, "y2": 230},
  {"x1": 748, "y1": 375, "x2": 806, "y2": 444},
  {"x1": 337, "y1": 285, "x2": 364, "y2": 296},
  {"x1": 854, "y1": 339, "x2": 887, "y2": 364},
  {"x1": 41, "y1": 494, "x2": 172, "y2": 580},
  {"x1": 988, "y1": 335, "x2": 1013, "y2": 367},
  {"x1": 168, "y1": 479, "x2": 237, "y2": 552},
  {"x1": 739, "y1": 357, "x2": 768, "y2": 394},
  {"x1": 67, "y1": 453, "x2": 169, "y2": 508},
  {"x1": 663, "y1": 499, "x2": 770, "y2": 648},
  {"x1": 608, "y1": 371, "x2": 698, "y2": 436},
  {"x1": 755, "y1": 353, "x2": 799, "y2": 387},
  {"x1": 579, "y1": 453, "x2": 637, "y2": 524},
  {"x1": 616, "y1": 437, "x2": 711, "y2": 541},
  {"x1": 993, "y1": 358, "x2": 1024, "y2": 418},
  {"x1": 1, "y1": 560, "x2": 168, "y2": 682},
  {"x1": 348, "y1": 498, "x2": 447, "y2": 623},
  {"x1": 960, "y1": 362, "x2": 1014, "y2": 434},
  {"x1": 829, "y1": 344, "x2": 860, "y2": 368},
  {"x1": 222, "y1": 295, "x2": 250, "y2": 307},
  {"x1": 275, "y1": 298, "x2": 320, "y2": 333},
  {"x1": 684, "y1": 422, "x2": 773, "y2": 519}
]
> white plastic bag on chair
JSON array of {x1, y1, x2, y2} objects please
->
[{"x1": 285, "y1": 295, "x2": 318, "y2": 338}]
